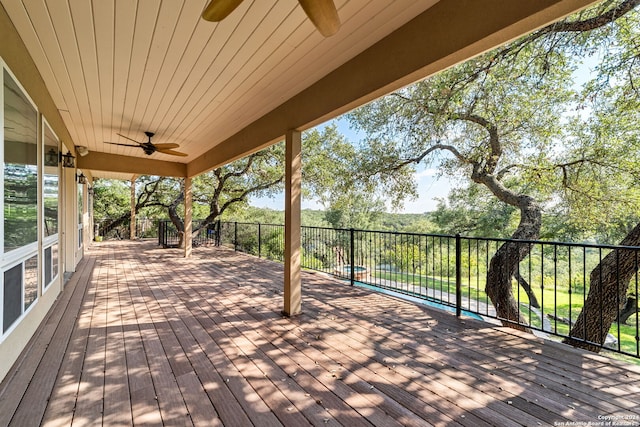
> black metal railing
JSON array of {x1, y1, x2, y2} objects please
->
[
  {"x1": 155, "y1": 219, "x2": 640, "y2": 358},
  {"x1": 96, "y1": 217, "x2": 158, "y2": 240},
  {"x1": 157, "y1": 220, "x2": 219, "y2": 248},
  {"x1": 205, "y1": 221, "x2": 640, "y2": 360}
]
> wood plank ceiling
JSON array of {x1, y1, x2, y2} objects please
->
[{"x1": 1, "y1": 0, "x2": 439, "y2": 174}]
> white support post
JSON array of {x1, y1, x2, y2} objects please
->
[
  {"x1": 283, "y1": 130, "x2": 302, "y2": 316},
  {"x1": 130, "y1": 175, "x2": 137, "y2": 240},
  {"x1": 184, "y1": 176, "x2": 193, "y2": 258}
]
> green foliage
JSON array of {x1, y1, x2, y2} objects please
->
[
  {"x1": 303, "y1": 124, "x2": 356, "y2": 202},
  {"x1": 348, "y1": 26, "x2": 575, "y2": 207},
  {"x1": 303, "y1": 124, "x2": 390, "y2": 229},
  {"x1": 223, "y1": 206, "x2": 284, "y2": 224},
  {"x1": 238, "y1": 206, "x2": 435, "y2": 233},
  {"x1": 324, "y1": 194, "x2": 385, "y2": 230},
  {"x1": 260, "y1": 228, "x2": 285, "y2": 261},
  {"x1": 432, "y1": 185, "x2": 517, "y2": 237},
  {"x1": 195, "y1": 142, "x2": 285, "y2": 224},
  {"x1": 346, "y1": 0, "x2": 640, "y2": 244},
  {"x1": 385, "y1": 243, "x2": 426, "y2": 275},
  {"x1": 93, "y1": 179, "x2": 130, "y2": 219}
]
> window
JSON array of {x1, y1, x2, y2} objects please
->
[
  {"x1": 1, "y1": 65, "x2": 40, "y2": 337},
  {"x1": 4, "y1": 69, "x2": 38, "y2": 253},
  {"x1": 43, "y1": 244, "x2": 58, "y2": 289},
  {"x1": 78, "y1": 183, "x2": 83, "y2": 248},
  {"x1": 78, "y1": 182, "x2": 83, "y2": 224},
  {"x1": 43, "y1": 124, "x2": 59, "y2": 237},
  {"x1": 2, "y1": 255, "x2": 38, "y2": 334},
  {"x1": 42, "y1": 121, "x2": 60, "y2": 291},
  {"x1": 3, "y1": 264, "x2": 21, "y2": 333},
  {"x1": 24, "y1": 255, "x2": 37, "y2": 311}
]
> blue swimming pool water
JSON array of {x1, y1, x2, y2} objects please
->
[{"x1": 353, "y1": 281, "x2": 484, "y2": 321}]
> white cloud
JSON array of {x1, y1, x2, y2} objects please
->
[{"x1": 414, "y1": 168, "x2": 438, "y2": 179}]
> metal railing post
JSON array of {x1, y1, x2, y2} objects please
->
[
  {"x1": 455, "y1": 233, "x2": 462, "y2": 317},
  {"x1": 350, "y1": 228, "x2": 355, "y2": 286},
  {"x1": 234, "y1": 221, "x2": 238, "y2": 251},
  {"x1": 258, "y1": 223, "x2": 262, "y2": 258},
  {"x1": 163, "y1": 221, "x2": 167, "y2": 247}
]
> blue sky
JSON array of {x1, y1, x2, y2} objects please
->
[
  {"x1": 250, "y1": 116, "x2": 454, "y2": 213},
  {"x1": 250, "y1": 53, "x2": 601, "y2": 214}
]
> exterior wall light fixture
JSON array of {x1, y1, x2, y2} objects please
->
[
  {"x1": 61, "y1": 150, "x2": 75, "y2": 168},
  {"x1": 45, "y1": 148, "x2": 59, "y2": 166}
]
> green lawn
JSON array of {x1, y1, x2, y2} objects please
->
[{"x1": 371, "y1": 269, "x2": 640, "y2": 361}]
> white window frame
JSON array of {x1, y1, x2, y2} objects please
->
[
  {"x1": 77, "y1": 180, "x2": 84, "y2": 251},
  {"x1": 41, "y1": 119, "x2": 60, "y2": 293},
  {"x1": 42, "y1": 241, "x2": 59, "y2": 293},
  {"x1": 0, "y1": 59, "x2": 41, "y2": 341},
  {"x1": 1, "y1": 247, "x2": 39, "y2": 339}
]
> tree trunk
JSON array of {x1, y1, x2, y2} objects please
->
[
  {"x1": 564, "y1": 222, "x2": 640, "y2": 352},
  {"x1": 485, "y1": 198, "x2": 542, "y2": 331},
  {"x1": 618, "y1": 295, "x2": 637, "y2": 325},
  {"x1": 514, "y1": 272, "x2": 541, "y2": 309},
  {"x1": 168, "y1": 192, "x2": 185, "y2": 247}
]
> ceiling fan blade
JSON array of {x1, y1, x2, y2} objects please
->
[
  {"x1": 105, "y1": 141, "x2": 140, "y2": 148},
  {"x1": 297, "y1": 0, "x2": 340, "y2": 37},
  {"x1": 156, "y1": 148, "x2": 189, "y2": 157},
  {"x1": 152, "y1": 143, "x2": 180, "y2": 150},
  {"x1": 116, "y1": 133, "x2": 143, "y2": 145},
  {"x1": 202, "y1": 0, "x2": 245, "y2": 22}
]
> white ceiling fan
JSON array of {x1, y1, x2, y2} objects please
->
[{"x1": 201, "y1": 0, "x2": 341, "y2": 37}]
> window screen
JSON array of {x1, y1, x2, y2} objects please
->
[{"x1": 3, "y1": 264, "x2": 22, "y2": 333}]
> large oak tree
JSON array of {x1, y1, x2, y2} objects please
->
[{"x1": 347, "y1": 0, "x2": 640, "y2": 335}]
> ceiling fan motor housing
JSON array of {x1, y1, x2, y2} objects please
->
[
  {"x1": 143, "y1": 132, "x2": 156, "y2": 155},
  {"x1": 142, "y1": 144, "x2": 156, "y2": 155}
]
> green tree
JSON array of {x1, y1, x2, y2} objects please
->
[
  {"x1": 94, "y1": 176, "x2": 178, "y2": 237},
  {"x1": 347, "y1": 0, "x2": 640, "y2": 331},
  {"x1": 304, "y1": 124, "x2": 401, "y2": 229},
  {"x1": 95, "y1": 124, "x2": 362, "y2": 245},
  {"x1": 163, "y1": 144, "x2": 284, "y2": 246},
  {"x1": 559, "y1": 1, "x2": 640, "y2": 350},
  {"x1": 349, "y1": 38, "x2": 572, "y2": 328},
  {"x1": 93, "y1": 179, "x2": 129, "y2": 220},
  {"x1": 432, "y1": 185, "x2": 517, "y2": 237}
]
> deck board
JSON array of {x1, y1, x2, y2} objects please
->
[
  {"x1": 2, "y1": 240, "x2": 640, "y2": 426},
  {"x1": 1, "y1": 257, "x2": 95, "y2": 427},
  {"x1": 102, "y1": 258, "x2": 133, "y2": 427}
]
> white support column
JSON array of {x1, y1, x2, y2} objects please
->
[
  {"x1": 283, "y1": 129, "x2": 302, "y2": 316},
  {"x1": 129, "y1": 175, "x2": 137, "y2": 240},
  {"x1": 184, "y1": 176, "x2": 193, "y2": 258}
]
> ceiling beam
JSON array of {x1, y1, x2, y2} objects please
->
[
  {"x1": 187, "y1": 0, "x2": 596, "y2": 177},
  {"x1": 78, "y1": 152, "x2": 186, "y2": 177}
]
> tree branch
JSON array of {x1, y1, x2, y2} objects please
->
[
  {"x1": 449, "y1": 0, "x2": 639, "y2": 88},
  {"x1": 542, "y1": 0, "x2": 639, "y2": 33},
  {"x1": 136, "y1": 178, "x2": 163, "y2": 210},
  {"x1": 194, "y1": 175, "x2": 284, "y2": 232},
  {"x1": 221, "y1": 152, "x2": 261, "y2": 181},
  {"x1": 388, "y1": 143, "x2": 471, "y2": 173},
  {"x1": 218, "y1": 177, "x2": 283, "y2": 218}
]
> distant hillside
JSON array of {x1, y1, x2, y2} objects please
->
[{"x1": 221, "y1": 206, "x2": 435, "y2": 233}]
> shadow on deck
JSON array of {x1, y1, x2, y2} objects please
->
[{"x1": 1, "y1": 240, "x2": 639, "y2": 426}]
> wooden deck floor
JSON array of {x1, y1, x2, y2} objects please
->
[{"x1": 1, "y1": 240, "x2": 640, "y2": 427}]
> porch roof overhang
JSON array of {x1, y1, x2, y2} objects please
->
[{"x1": 1, "y1": 0, "x2": 598, "y2": 180}]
